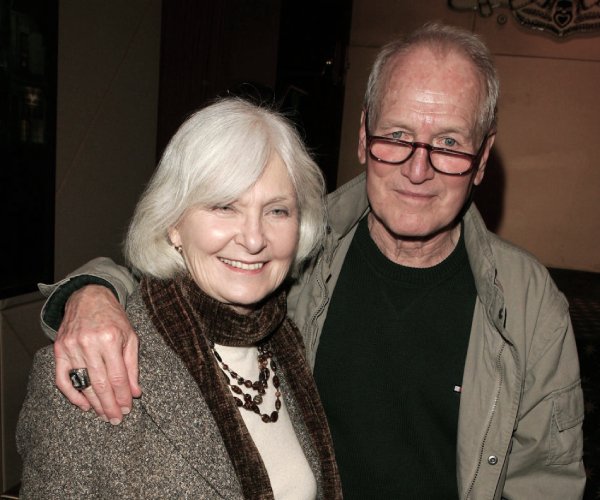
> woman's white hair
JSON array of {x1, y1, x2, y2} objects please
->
[{"x1": 125, "y1": 97, "x2": 326, "y2": 279}]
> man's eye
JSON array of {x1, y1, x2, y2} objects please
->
[
  {"x1": 442, "y1": 137, "x2": 457, "y2": 148},
  {"x1": 391, "y1": 131, "x2": 403, "y2": 140}
]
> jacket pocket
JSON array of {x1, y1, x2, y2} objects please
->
[{"x1": 546, "y1": 381, "x2": 584, "y2": 465}]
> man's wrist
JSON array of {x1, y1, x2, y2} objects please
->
[{"x1": 43, "y1": 276, "x2": 118, "y2": 331}]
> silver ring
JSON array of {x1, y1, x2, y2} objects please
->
[{"x1": 69, "y1": 368, "x2": 91, "y2": 391}]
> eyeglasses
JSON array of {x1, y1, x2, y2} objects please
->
[{"x1": 364, "y1": 112, "x2": 489, "y2": 176}]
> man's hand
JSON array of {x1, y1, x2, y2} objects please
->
[{"x1": 54, "y1": 285, "x2": 141, "y2": 424}]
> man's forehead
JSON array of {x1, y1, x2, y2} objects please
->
[
  {"x1": 377, "y1": 47, "x2": 483, "y2": 125},
  {"x1": 386, "y1": 46, "x2": 479, "y2": 87}
]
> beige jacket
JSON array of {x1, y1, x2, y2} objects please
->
[
  {"x1": 287, "y1": 173, "x2": 586, "y2": 499},
  {"x1": 39, "y1": 173, "x2": 586, "y2": 499}
]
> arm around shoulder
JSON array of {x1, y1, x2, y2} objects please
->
[{"x1": 39, "y1": 257, "x2": 138, "y2": 340}]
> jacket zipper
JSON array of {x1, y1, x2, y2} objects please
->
[{"x1": 464, "y1": 342, "x2": 506, "y2": 499}]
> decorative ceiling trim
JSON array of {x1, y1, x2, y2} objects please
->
[{"x1": 448, "y1": 0, "x2": 600, "y2": 37}]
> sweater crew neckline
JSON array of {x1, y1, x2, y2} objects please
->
[{"x1": 355, "y1": 217, "x2": 469, "y2": 287}]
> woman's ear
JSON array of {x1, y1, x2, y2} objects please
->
[{"x1": 168, "y1": 226, "x2": 181, "y2": 248}]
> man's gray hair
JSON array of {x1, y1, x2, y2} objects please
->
[
  {"x1": 125, "y1": 97, "x2": 326, "y2": 279},
  {"x1": 364, "y1": 22, "x2": 500, "y2": 140}
]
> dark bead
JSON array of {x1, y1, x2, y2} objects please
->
[{"x1": 214, "y1": 340, "x2": 281, "y2": 424}]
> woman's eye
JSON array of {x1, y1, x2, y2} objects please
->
[
  {"x1": 213, "y1": 205, "x2": 233, "y2": 213},
  {"x1": 270, "y1": 208, "x2": 290, "y2": 217},
  {"x1": 390, "y1": 131, "x2": 403, "y2": 140}
]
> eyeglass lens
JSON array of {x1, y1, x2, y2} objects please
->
[{"x1": 369, "y1": 140, "x2": 473, "y2": 174}]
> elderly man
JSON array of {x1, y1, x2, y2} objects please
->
[{"x1": 39, "y1": 23, "x2": 584, "y2": 498}]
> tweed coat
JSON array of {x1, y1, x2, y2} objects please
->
[{"x1": 17, "y1": 289, "x2": 323, "y2": 499}]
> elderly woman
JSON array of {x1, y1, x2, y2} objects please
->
[{"x1": 17, "y1": 98, "x2": 341, "y2": 499}]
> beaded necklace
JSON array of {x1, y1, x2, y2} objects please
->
[{"x1": 210, "y1": 341, "x2": 282, "y2": 423}]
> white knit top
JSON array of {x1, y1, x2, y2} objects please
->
[{"x1": 215, "y1": 344, "x2": 317, "y2": 499}]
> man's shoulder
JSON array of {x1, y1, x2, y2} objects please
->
[
  {"x1": 325, "y1": 173, "x2": 369, "y2": 237},
  {"x1": 466, "y1": 206, "x2": 551, "y2": 281},
  {"x1": 326, "y1": 173, "x2": 367, "y2": 211},
  {"x1": 465, "y1": 207, "x2": 566, "y2": 308},
  {"x1": 482, "y1": 227, "x2": 568, "y2": 315},
  {"x1": 488, "y1": 231, "x2": 547, "y2": 273}
]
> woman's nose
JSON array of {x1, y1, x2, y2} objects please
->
[{"x1": 235, "y1": 216, "x2": 267, "y2": 254}]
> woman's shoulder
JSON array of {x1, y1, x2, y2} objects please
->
[
  {"x1": 126, "y1": 286, "x2": 148, "y2": 326},
  {"x1": 123, "y1": 286, "x2": 208, "y2": 405}
]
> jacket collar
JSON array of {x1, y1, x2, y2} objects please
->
[
  {"x1": 326, "y1": 174, "x2": 510, "y2": 342},
  {"x1": 326, "y1": 172, "x2": 370, "y2": 240},
  {"x1": 463, "y1": 205, "x2": 510, "y2": 342}
]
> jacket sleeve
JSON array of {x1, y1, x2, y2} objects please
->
[
  {"x1": 502, "y1": 274, "x2": 585, "y2": 499},
  {"x1": 17, "y1": 347, "x2": 109, "y2": 498},
  {"x1": 38, "y1": 257, "x2": 138, "y2": 340}
]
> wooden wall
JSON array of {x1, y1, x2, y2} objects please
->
[{"x1": 337, "y1": 1, "x2": 600, "y2": 272}]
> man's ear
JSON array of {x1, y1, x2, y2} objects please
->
[
  {"x1": 474, "y1": 132, "x2": 496, "y2": 186},
  {"x1": 357, "y1": 110, "x2": 367, "y2": 165}
]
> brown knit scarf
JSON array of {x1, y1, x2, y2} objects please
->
[{"x1": 141, "y1": 274, "x2": 342, "y2": 499}]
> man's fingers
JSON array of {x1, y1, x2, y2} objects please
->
[
  {"x1": 54, "y1": 347, "x2": 91, "y2": 411},
  {"x1": 84, "y1": 358, "x2": 124, "y2": 424},
  {"x1": 56, "y1": 332, "x2": 124, "y2": 423},
  {"x1": 123, "y1": 335, "x2": 142, "y2": 398},
  {"x1": 51, "y1": 284, "x2": 139, "y2": 424},
  {"x1": 80, "y1": 386, "x2": 107, "y2": 422},
  {"x1": 100, "y1": 349, "x2": 134, "y2": 416}
]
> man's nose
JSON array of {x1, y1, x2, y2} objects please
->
[{"x1": 401, "y1": 144, "x2": 435, "y2": 183}]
